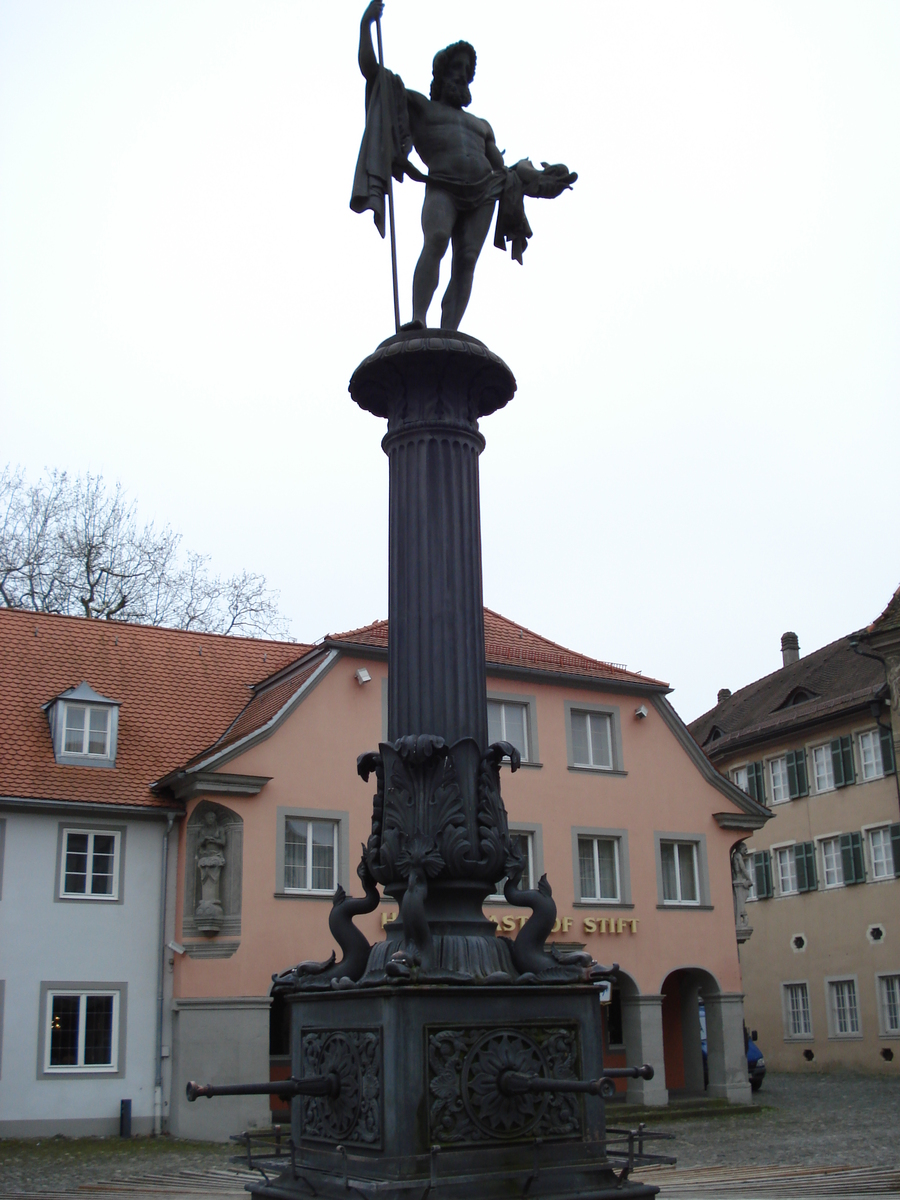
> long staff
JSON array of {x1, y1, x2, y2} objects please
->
[{"x1": 375, "y1": 13, "x2": 401, "y2": 333}]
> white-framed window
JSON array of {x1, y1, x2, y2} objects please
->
[
  {"x1": 770, "y1": 756, "x2": 790, "y2": 804},
  {"x1": 284, "y1": 819, "x2": 337, "y2": 893},
  {"x1": 878, "y1": 974, "x2": 900, "y2": 1036},
  {"x1": 783, "y1": 981, "x2": 812, "y2": 1038},
  {"x1": 660, "y1": 841, "x2": 698, "y2": 904},
  {"x1": 869, "y1": 827, "x2": 895, "y2": 880},
  {"x1": 731, "y1": 766, "x2": 749, "y2": 793},
  {"x1": 571, "y1": 710, "x2": 613, "y2": 769},
  {"x1": 44, "y1": 990, "x2": 119, "y2": 1072},
  {"x1": 577, "y1": 836, "x2": 620, "y2": 902},
  {"x1": 821, "y1": 837, "x2": 844, "y2": 888},
  {"x1": 488, "y1": 831, "x2": 535, "y2": 901},
  {"x1": 61, "y1": 829, "x2": 120, "y2": 900},
  {"x1": 776, "y1": 846, "x2": 798, "y2": 896},
  {"x1": 812, "y1": 744, "x2": 835, "y2": 793},
  {"x1": 487, "y1": 699, "x2": 530, "y2": 762},
  {"x1": 828, "y1": 978, "x2": 860, "y2": 1037},
  {"x1": 63, "y1": 704, "x2": 110, "y2": 757},
  {"x1": 859, "y1": 730, "x2": 885, "y2": 781}
]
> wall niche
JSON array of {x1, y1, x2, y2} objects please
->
[{"x1": 183, "y1": 800, "x2": 243, "y2": 941}]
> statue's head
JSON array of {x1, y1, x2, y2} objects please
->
[{"x1": 430, "y1": 41, "x2": 476, "y2": 108}]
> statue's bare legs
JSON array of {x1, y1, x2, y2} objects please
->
[{"x1": 412, "y1": 188, "x2": 496, "y2": 331}]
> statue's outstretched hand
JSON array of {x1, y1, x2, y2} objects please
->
[
  {"x1": 363, "y1": 0, "x2": 384, "y2": 25},
  {"x1": 514, "y1": 159, "x2": 577, "y2": 199}
]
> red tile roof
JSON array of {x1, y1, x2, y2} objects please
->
[
  {"x1": 0, "y1": 610, "x2": 307, "y2": 809},
  {"x1": 327, "y1": 609, "x2": 667, "y2": 688},
  {"x1": 868, "y1": 583, "x2": 900, "y2": 635}
]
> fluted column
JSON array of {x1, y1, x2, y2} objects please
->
[{"x1": 350, "y1": 330, "x2": 516, "y2": 750}]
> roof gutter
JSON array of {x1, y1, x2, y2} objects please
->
[{"x1": 0, "y1": 795, "x2": 182, "y2": 818}]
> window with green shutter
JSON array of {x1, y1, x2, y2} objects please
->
[
  {"x1": 752, "y1": 849, "x2": 773, "y2": 899},
  {"x1": 831, "y1": 736, "x2": 855, "y2": 788},
  {"x1": 795, "y1": 841, "x2": 818, "y2": 892},
  {"x1": 839, "y1": 831, "x2": 865, "y2": 884},
  {"x1": 881, "y1": 728, "x2": 896, "y2": 776},
  {"x1": 748, "y1": 761, "x2": 766, "y2": 804},
  {"x1": 785, "y1": 749, "x2": 809, "y2": 799}
]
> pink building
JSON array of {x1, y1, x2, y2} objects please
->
[
  {"x1": 0, "y1": 608, "x2": 768, "y2": 1139},
  {"x1": 158, "y1": 612, "x2": 768, "y2": 1139}
]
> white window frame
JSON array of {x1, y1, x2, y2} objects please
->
[
  {"x1": 570, "y1": 710, "x2": 613, "y2": 769},
  {"x1": 660, "y1": 840, "x2": 699, "y2": 905},
  {"x1": 826, "y1": 976, "x2": 862, "y2": 1039},
  {"x1": 564, "y1": 702, "x2": 624, "y2": 774},
  {"x1": 782, "y1": 980, "x2": 813, "y2": 1040},
  {"x1": 819, "y1": 835, "x2": 844, "y2": 889},
  {"x1": 775, "y1": 844, "x2": 799, "y2": 896},
  {"x1": 577, "y1": 835, "x2": 621, "y2": 903},
  {"x1": 812, "y1": 744, "x2": 835, "y2": 794},
  {"x1": 731, "y1": 765, "x2": 749, "y2": 794},
  {"x1": 867, "y1": 826, "x2": 895, "y2": 880},
  {"x1": 488, "y1": 830, "x2": 536, "y2": 901},
  {"x1": 59, "y1": 828, "x2": 121, "y2": 901},
  {"x1": 876, "y1": 972, "x2": 900, "y2": 1038},
  {"x1": 486, "y1": 698, "x2": 531, "y2": 763},
  {"x1": 63, "y1": 702, "x2": 111, "y2": 758},
  {"x1": 283, "y1": 818, "x2": 338, "y2": 895},
  {"x1": 769, "y1": 756, "x2": 791, "y2": 804},
  {"x1": 858, "y1": 729, "x2": 885, "y2": 782},
  {"x1": 44, "y1": 989, "x2": 120, "y2": 1073}
]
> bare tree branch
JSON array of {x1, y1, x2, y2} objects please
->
[{"x1": 0, "y1": 466, "x2": 291, "y2": 639}]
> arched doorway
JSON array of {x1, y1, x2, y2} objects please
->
[
  {"x1": 268, "y1": 987, "x2": 291, "y2": 1125},
  {"x1": 600, "y1": 969, "x2": 638, "y2": 1100},
  {"x1": 660, "y1": 968, "x2": 721, "y2": 1097}
]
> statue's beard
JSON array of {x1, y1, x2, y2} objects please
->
[{"x1": 441, "y1": 79, "x2": 471, "y2": 108}]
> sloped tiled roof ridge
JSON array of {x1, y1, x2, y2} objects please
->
[
  {"x1": 688, "y1": 633, "x2": 886, "y2": 754},
  {"x1": 868, "y1": 582, "x2": 900, "y2": 635},
  {"x1": 326, "y1": 608, "x2": 668, "y2": 688},
  {"x1": 0, "y1": 609, "x2": 308, "y2": 809}
]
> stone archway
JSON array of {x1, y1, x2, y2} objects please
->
[{"x1": 659, "y1": 967, "x2": 720, "y2": 1096}]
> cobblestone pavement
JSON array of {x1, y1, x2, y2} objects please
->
[
  {"x1": 1, "y1": 1073, "x2": 898, "y2": 1195},
  {"x1": 659, "y1": 1071, "x2": 900, "y2": 1169}
]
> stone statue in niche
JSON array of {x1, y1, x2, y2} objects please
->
[
  {"x1": 731, "y1": 841, "x2": 753, "y2": 939},
  {"x1": 195, "y1": 810, "x2": 227, "y2": 934}
]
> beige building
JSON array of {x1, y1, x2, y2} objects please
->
[{"x1": 689, "y1": 591, "x2": 900, "y2": 1074}]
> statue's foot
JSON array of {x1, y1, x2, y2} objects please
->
[{"x1": 400, "y1": 319, "x2": 426, "y2": 331}]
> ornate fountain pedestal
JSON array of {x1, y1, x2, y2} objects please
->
[
  {"x1": 189, "y1": 333, "x2": 669, "y2": 1198},
  {"x1": 270, "y1": 984, "x2": 658, "y2": 1200}
]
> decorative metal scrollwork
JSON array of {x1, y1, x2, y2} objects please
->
[
  {"x1": 427, "y1": 1024, "x2": 582, "y2": 1144},
  {"x1": 300, "y1": 1029, "x2": 382, "y2": 1146}
]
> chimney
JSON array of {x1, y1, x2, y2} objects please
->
[
  {"x1": 781, "y1": 631, "x2": 800, "y2": 667},
  {"x1": 717, "y1": 688, "x2": 731, "y2": 704}
]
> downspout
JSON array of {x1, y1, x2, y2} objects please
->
[{"x1": 154, "y1": 813, "x2": 175, "y2": 1135}]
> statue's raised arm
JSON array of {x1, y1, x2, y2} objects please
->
[{"x1": 350, "y1": 0, "x2": 577, "y2": 332}]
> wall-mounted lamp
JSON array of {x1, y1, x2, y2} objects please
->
[
  {"x1": 167, "y1": 941, "x2": 185, "y2": 955},
  {"x1": 634, "y1": 704, "x2": 648, "y2": 720},
  {"x1": 355, "y1": 668, "x2": 372, "y2": 686}
]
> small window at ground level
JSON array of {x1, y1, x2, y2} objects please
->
[
  {"x1": 878, "y1": 975, "x2": 900, "y2": 1035},
  {"x1": 61, "y1": 830, "x2": 119, "y2": 899},
  {"x1": 660, "y1": 841, "x2": 698, "y2": 904},
  {"x1": 578, "y1": 836, "x2": 620, "y2": 902},
  {"x1": 829, "y1": 979, "x2": 860, "y2": 1036},
  {"x1": 284, "y1": 819, "x2": 337, "y2": 893},
  {"x1": 46, "y1": 991, "x2": 118, "y2": 1071},
  {"x1": 784, "y1": 982, "x2": 812, "y2": 1037},
  {"x1": 487, "y1": 700, "x2": 529, "y2": 762}
]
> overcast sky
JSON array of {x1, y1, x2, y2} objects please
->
[{"x1": 2, "y1": 1, "x2": 898, "y2": 723}]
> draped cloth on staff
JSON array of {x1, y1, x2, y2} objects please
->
[
  {"x1": 350, "y1": 70, "x2": 534, "y2": 262},
  {"x1": 350, "y1": 69, "x2": 412, "y2": 238}
]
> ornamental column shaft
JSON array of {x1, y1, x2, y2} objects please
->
[{"x1": 350, "y1": 330, "x2": 516, "y2": 750}]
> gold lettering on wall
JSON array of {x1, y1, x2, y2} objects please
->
[{"x1": 380, "y1": 910, "x2": 638, "y2": 934}]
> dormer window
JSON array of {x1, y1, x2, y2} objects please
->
[
  {"x1": 44, "y1": 682, "x2": 120, "y2": 768},
  {"x1": 65, "y1": 705, "x2": 110, "y2": 756},
  {"x1": 776, "y1": 687, "x2": 818, "y2": 711}
]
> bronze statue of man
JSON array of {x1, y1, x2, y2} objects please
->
[{"x1": 352, "y1": 1, "x2": 576, "y2": 332}]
